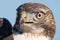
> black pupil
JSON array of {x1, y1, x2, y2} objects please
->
[{"x1": 39, "y1": 14, "x2": 41, "y2": 17}]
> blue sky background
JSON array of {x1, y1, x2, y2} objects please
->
[{"x1": 0, "y1": 0, "x2": 60, "y2": 40}]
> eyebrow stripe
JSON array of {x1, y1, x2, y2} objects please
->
[{"x1": 31, "y1": 11, "x2": 45, "y2": 14}]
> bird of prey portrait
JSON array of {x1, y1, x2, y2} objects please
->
[
  {"x1": 3, "y1": 2, "x2": 56, "y2": 40},
  {"x1": 13, "y1": 2, "x2": 56, "y2": 40}
]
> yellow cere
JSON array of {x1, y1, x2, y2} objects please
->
[
  {"x1": 21, "y1": 12, "x2": 38, "y2": 24},
  {"x1": 21, "y1": 12, "x2": 27, "y2": 18},
  {"x1": 21, "y1": 12, "x2": 27, "y2": 21}
]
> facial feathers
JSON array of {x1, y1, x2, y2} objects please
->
[{"x1": 13, "y1": 3, "x2": 56, "y2": 40}]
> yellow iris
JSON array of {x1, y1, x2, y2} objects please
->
[{"x1": 36, "y1": 13, "x2": 42, "y2": 19}]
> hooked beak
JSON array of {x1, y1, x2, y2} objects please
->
[{"x1": 21, "y1": 12, "x2": 38, "y2": 24}]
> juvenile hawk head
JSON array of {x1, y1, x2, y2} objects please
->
[{"x1": 13, "y1": 3, "x2": 56, "y2": 40}]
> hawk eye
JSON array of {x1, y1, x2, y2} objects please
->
[{"x1": 36, "y1": 13, "x2": 42, "y2": 19}]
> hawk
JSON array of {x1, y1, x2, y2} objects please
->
[
  {"x1": 4, "y1": 2, "x2": 56, "y2": 40},
  {"x1": 13, "y1": 3, "x2": 56, "y2": 40}
]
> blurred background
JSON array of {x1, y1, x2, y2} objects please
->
[{"x1": 0, "y1": 0, "x2": 60, "y2": 40}]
